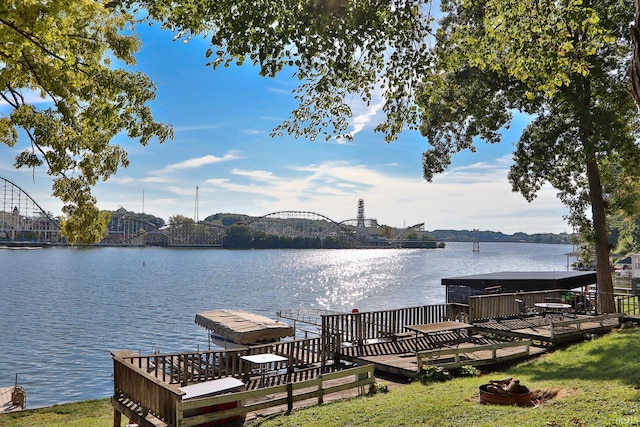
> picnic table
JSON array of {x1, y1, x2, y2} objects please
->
[
  {"x1": 241, "y1": 354, "x2": 288, "y2": 387},
  {"x1": 534, "y1": 302, "x2": 572, "y2": 319}
]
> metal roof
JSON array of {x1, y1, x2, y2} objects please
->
[
  {"x1": 441, "y1": 271, "x2": 597, "y2": 291},
  {"x1": 179, "y1": 377, "x2": 245, "y2": 400}
]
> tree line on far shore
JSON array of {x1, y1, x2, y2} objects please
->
[{"x1": 429, "y1": 230, "x2": 572, "y2": 245}]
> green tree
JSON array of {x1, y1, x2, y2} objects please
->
[
  {"x1": 169, "y1": 215, "x2": 194, "y2": 224},
  {"x1": 1, "y1": 1, "x2": 171, "y2": 244},
  {"x1": 381, "y1": 226, "x2": 395, "y2": 240},
  {"x1": 609, "y1": 212, "x2": 640, "y2": 255},
  {"x1": 61, "y1": 209, "x2": 111, "y2": 246},
  {"x1": 419, "y1": 0, "x2": 638, "y2": 312},
  {"x1": 223, "y1": 224, "x2": 252, "y2": 248}
]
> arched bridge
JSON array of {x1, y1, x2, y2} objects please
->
[
  {"x1": 243, "y1": 211, "x2": 358, "y2": 248},
  {"x1": 0, "y1": 177, "x2": 63, "y2": 245}
]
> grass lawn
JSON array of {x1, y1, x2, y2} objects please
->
[
  {"x1": 3, "y1": 326, "x2": 640, "y2": 427},
  {"x1": 0, "y1": 399, "x2": 117, "y2": 427}
]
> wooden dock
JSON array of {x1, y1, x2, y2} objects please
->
[
  {"x1": 337, "y1": 333, "x2": 546, "y2": 378},
  {"x1": 326, "y1": 308, "x2": 624, "y2": 378}
]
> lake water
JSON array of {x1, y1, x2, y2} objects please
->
[{"x1": 0, "y1": 242, "x2": 573, "y2": 408}]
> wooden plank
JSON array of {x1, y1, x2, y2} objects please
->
[
  {"x1": 338, "y1": 334, "x2": 545, "y2": 378},
  {"x1": 405, "y1": 321, "x2": 472, "y2": 334},
  {"x1": 471, "y1": 313, "x2": 622, "y2": 344}
]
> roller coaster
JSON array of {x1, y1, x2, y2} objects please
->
[
  {"x1": 0, "y1": 177, "x2": 63, "y2": 245},
  {"x1": 0, "y1": 178, "x2": 434, "y2": 248}
]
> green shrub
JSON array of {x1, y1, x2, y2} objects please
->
[
  {"x1": 419, "y1": 366, "x2": 452, "y2": 384},
  {"x1": 456, "y1": 365, "x2": 481, "y2": 378},
  {"x1": 376, "y1": 382, "x2": 389, "y2": 393}
]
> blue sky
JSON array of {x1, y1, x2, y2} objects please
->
[{"x1": 0, "y1": 24, "x2": 570, "y2": 234}]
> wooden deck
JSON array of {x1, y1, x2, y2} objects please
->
[
  {"x1": 471, "y1": 313, "x2": 623, "y2": 344},
  {"x1": 623, "y1": 314, "x2": 640, "y2": 323},
  {"x1": 337, "y1": 332, "x2": 544, "y2": 378},
  {"x1": 333, "y1": 312, "x2": 623, "y2": 378},
  {"x1": 112, "y1": 350, "x2": 375, "y2": 427}
]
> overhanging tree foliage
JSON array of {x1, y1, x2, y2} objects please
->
[
  {"x1": 125, "y1": 0, "x2": 434, "y2": 142},
  {"x1": 420, "y1": 0, "x2": 639, "y2": 313},
  {"x1": 0, "y1": 1, "x2": 171, "y2": 244}
]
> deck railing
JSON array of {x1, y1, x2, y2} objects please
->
[
  {"x1": 548, "y1": 313, "x2": 623, "y2": 339},
  {"x1": 469, "y1": 290, "x2": 564, "y2": 321},
  {"x1": 112, "y1": 350, "x2": 183, "y2": 425},
  {"x1": 469, "y1": 289, "x2": 639, "y2": 322},
  {"x1": 616, "y1": 294, "x2": 640, "y2": 316},
  {"x1": 320, "y1": 303, "x2": 469, "y2": 357},
  {"x1": 117, "y1": 337, "x2": 322, "y2": 386},
  {"x1": 467, "y1": 289, "x2": 611, "y2": 321},
  {"x1": 178, "y1": 364, "x2": 375, "y2": 427}
]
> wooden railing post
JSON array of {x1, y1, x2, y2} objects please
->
[
  {"x1": 287, "y1": 382, "x2": 293, "y2": 413},
  {"x1": 321, "y1": 316, "x2": 327, "y2": 373},
  {"x1": 182, "y1": 355, "x2": 188, "y2": 386},
  {"x1": 356, "y1": 312, "x2": 363, "y2": 348}
]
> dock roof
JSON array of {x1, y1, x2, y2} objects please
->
[
  {"x1": 441, "y1": 271, "x2": 597, "y2": 291},
  {"x1": 195, "y1": 309, "x2": 294, "y2": 345}
]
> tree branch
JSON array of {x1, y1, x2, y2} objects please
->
[{"x1": 0, "y1": 17, "x2": 68, "y2": 64}]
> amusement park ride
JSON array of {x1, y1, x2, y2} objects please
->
[{"x1": 0, "y1": 176, "x2": 436, "y2": 249}]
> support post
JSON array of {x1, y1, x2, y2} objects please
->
[
  {"x1": 113, "y1": 408, "x2": 121, "y2": 427},
  {"x1": 287, "y1": 383, "x2": 293, "y2": 413}
]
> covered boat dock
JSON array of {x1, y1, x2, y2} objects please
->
[
  {"x1": 442, "y1": 271, "x2": 597, "y2": 304},
  {"x1": 195, "y1": 309, "x2": 294, "y2": 348}
]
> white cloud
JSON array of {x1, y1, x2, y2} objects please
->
[
  {"x1": 112, "y1": 176, "x2": 171, "y2": 184},
  {"x1": 0, "y1": 90, "x2": 52, "y2": 107},
  {"x1": 173, "y1": 124, "x2": 227, "y2": 132},
  {"x1": 163, "y1": 153, "x2": 239, "y2": 171},
  {"x1": 231, "y1": 168, "x2": 280, "y2": 182},
  {"x1": 3, "y1": 147, "x2": 566, "y2": 234},
  {"x1": 166, "y1": 185, "x2": 198, "y2": 196},
  {"x1": 349, "y1": 99, "x2": 385, "y2": 139}
]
